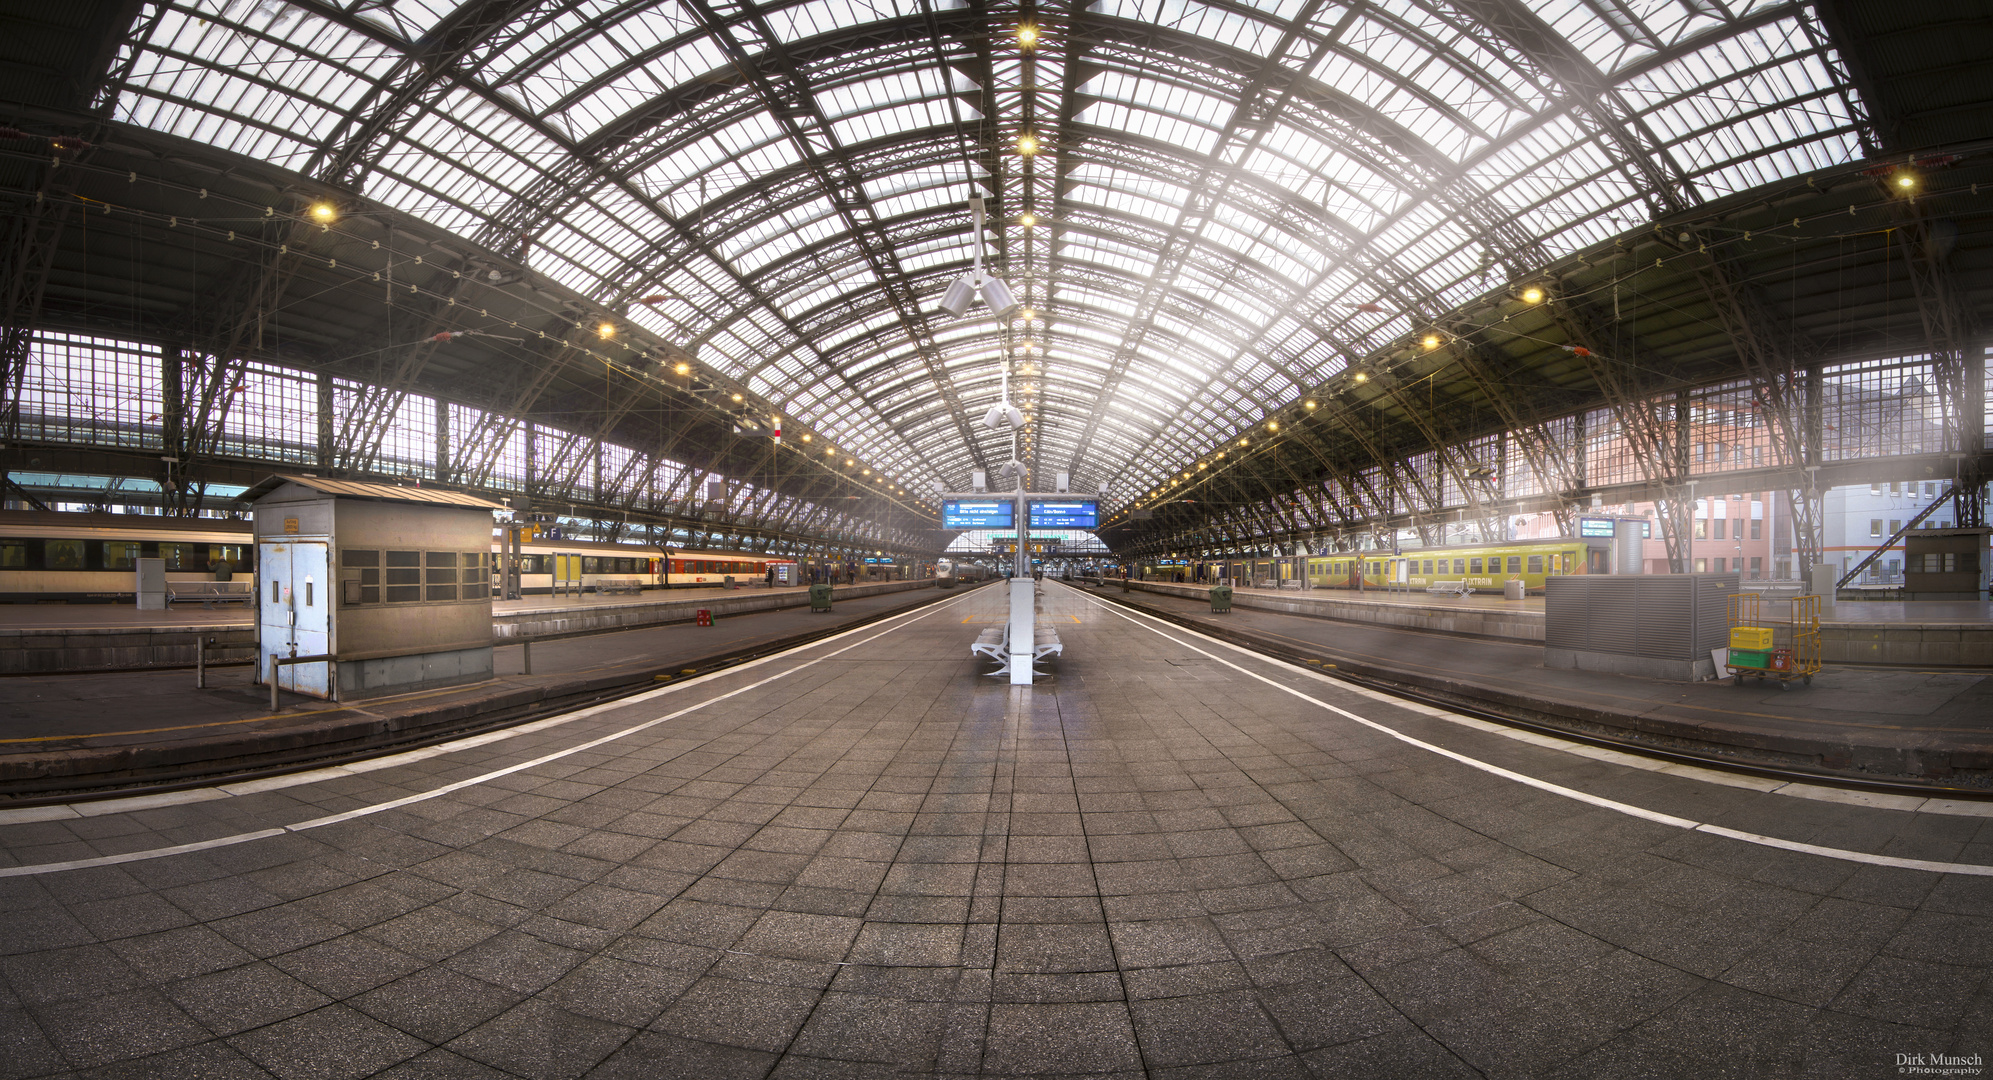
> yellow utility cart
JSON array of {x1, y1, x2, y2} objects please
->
[{"x1": 1725, "y1": 593, "x2": 1822, "y2": 690}]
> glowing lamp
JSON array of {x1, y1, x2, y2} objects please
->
[{"x1": 1521, "y1": 286, "x2": 1544, "y2": 304}]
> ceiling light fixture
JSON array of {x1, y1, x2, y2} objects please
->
[
  {"x1": 1521, "y1": 286, "x2": 1545, "y2": 304},
  {"x1": 309, "y1": 202, "x2": 337, "y2": 222}
]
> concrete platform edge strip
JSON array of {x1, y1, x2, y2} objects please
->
[
  {"x1": 1064, "y1": 586, "x2": 1993, "y2": 877},
  {"x1": 0, "y1": 589, "x2": 977, "y2": 874}
]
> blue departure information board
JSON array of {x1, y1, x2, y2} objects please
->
[
  {"x1": 1028, "y1": 500, "x2": 1099, "y2": 529},
  {"x1": 1579, "y1": 517, "x2": 1651, "y2": 538},
  {"x1": 943, "y1": 500, "x2": 1013, "y2": 529}
]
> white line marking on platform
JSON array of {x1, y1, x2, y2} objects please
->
[
  {"x1": 0, "y1": 592, "x2": 975, "y2": 875},
  {"x1": 1073, "y1": 585, "x2": 1993, "y2": 877},
  {"x1": 1079, "y1": 585, "x2": 1993, "y2": 818}
]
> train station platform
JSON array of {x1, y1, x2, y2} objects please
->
[
  {"x1": 0, "y1": 581, "x2": 926, "y2": 676},
  {"x1": 0, "y1": 580, "x2": 1987, "y2": 1079},
  {"x1": 1116, "y1": 579, "x2": 1993, "y2": 668},
  {"x1": 0, "y1": 582, "x2": 958, "y2": 799},
  {"x1": 1083, "y1": 579, "x2": 1993, "y2": 786}
]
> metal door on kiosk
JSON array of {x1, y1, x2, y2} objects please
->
[{"x1": 258, "y1": 541, "x2": 332, "y2": 698}]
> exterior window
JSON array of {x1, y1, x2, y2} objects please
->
[
  {"x1": 425, "y1": 551, "x2": 458, "y2": 600},
  {"x1": 1751, "y1": 520, "x2": 1761, "y2": 540},
  {"x1": 1695, "y1": 558, "x2": 1708, "y2": 573},
  {"x1": 1694, "y1": 520, "x2": 1707, "y2": 540},
  {"x1": 1527, "y1": 555, "x2": 1543, "y2": 573},
  {"x1": 0, "y1": 540, "x2": 24, "y2": 568},
  {"x1": 1424, "y1": 560, "x2": 1434, "y2": 575},
  {"x1": 1469, "y1": 558, "x2": 1482, "y2": 574},
  {"x1": 1890, "y1": 520, "x2": 1901, "y2": 535},
  {"x1": 1712, "y1": 520, "x2": 1725, "y2": 540},
  {"x1": 1870, "y1": 520, "x2": 1883, "y2": 538},
  {"x1": 1889, "y1": 482, "x2": 1900, "y2": 495},
  {"x1": 101, "y1": 541, "x2": 140, "y2": 569},
  {"x1": 45, "y1": 539, "x2": 85, "y2": 570},
  {"x1": 1870, "y1": 484, "x2": 1881, "y2": 495},
  {"x1": 1925, "y1": 482, "x2": 1937, "y2": 497},
  {"x1": 1713, "y1": 558, "x2": 1726, "y2": 572},
  {"x1": 385, "y1": 550, "x2": 421, "y2": 602},
  {"x1": 1506, "y1": 557, "x2": 1520, "y2": 573},
  {"x1": 1750, "y1": 557, "x2": 1762, "y2": 579},
  {"x1": 583, "y1": 556, "x2": 601, "y2": 574},
  {"x1": 160, "y1": 542, "x2": 209, "y2": 572}
]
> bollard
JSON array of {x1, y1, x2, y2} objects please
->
[
  {"x1": 523, "y1": 640, "x2": 532, "y2": 675},
  {"x1": 270, "y1": 654, "x2": 280, "y2": 713},
  {"x1": 197, "y1": 636, "x2": 208, "y2": 689}
]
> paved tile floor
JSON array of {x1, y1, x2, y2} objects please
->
[{"x1": 1, "y1": 582, "x2": 1989, "y2": 1078}]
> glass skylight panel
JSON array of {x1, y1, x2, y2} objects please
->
[
  {"x1": 1075, "y1": 101, "x2": 1219, "y2": 157},
  {"x1": 766, "y1": 0, "x2": 915, "y2": 43}
]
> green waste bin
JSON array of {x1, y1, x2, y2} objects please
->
[
  {"x1": 1210, "y1": 584, "x2": 1233, "y2": 613},
  {"x1": 810, "y1": 583, "x2": 833, "y2": 612}
]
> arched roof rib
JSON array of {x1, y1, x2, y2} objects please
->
[{"x1": 102, "y1": 0, "x2": 1869, "y2": 518}]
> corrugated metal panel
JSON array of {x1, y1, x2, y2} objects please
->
[
  {"x1": 241, "y1": 474, "x2": 507, "y2": 510},
  {"x1": 1546, "y1": 575, "x2": 1740, "y2": 660}
]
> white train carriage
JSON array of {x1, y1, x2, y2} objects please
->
[{"x1": 0, "y1": 510, "x2": 256, "y2": 604}]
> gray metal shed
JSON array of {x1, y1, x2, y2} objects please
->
[{"x1": 242, "y1": 475, "x2": 506, "y2": 701}]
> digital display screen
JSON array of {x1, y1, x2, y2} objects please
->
[
  {"x1": 1579, "y1": 517, "x2": 1652, "y2": 538},
  {"x1": 943, "y1": 500, "x2": 1013, "y2": 529},
  {"x1": 1029, "y1": 500, "x2": 1099, "y2": 529}
]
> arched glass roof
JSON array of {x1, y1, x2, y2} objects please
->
[{"x1": 104, "y1": 0, "x2": 1870, "y2": 503}]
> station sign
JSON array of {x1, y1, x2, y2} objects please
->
[
  {"x1": 1028, "y1": 499, "x2": 1099, "y2": 529},
  {"x1": 943, "y1": 500, "x2": 1014, "y2": 529},
  {"x1": 1579, "y1": 516, "x2": 1651, "y2": 538}
]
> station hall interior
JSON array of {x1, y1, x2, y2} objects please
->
[{"x1": 2, "y1": 0, "x2": 1993, "y2": 1077}]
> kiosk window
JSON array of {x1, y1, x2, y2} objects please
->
[
  {"x1": 462, "y1": 552, "x2": 488, "y2": 599},
  {"x1": 386, "y1": 550, "x2": 421, "y2": 602},
  {"x1": 425, "y1": 551, "x2": 458, "y2": 600}
]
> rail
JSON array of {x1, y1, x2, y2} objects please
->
[{"x1": 268, "y1": 652, "x2": 336, "y2": 711}]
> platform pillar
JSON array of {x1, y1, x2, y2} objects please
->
[{"x1": 1008, "y1": 579, "x2": 1035, "y2": 685}]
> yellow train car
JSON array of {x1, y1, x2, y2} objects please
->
[{"x1": 1303, "y1": 537, "x2": 1611, "y2": 594}]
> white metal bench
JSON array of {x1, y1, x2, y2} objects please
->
[
  {"x1": 972, "y1": 627, "x2": 1006, "y2": 663},
  {"x1": 1426, "y1": 580, "x2": 1473, "y2": 597},
  {"x1": 167, "y1": 580, "x2": 254, "y2": 607},
  {"x1": 971, "y1": 623, "x2": 1063, "y2": 676},
  {"x1": 595, "y1": 578, "x2": 644, "y2": 595}
]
